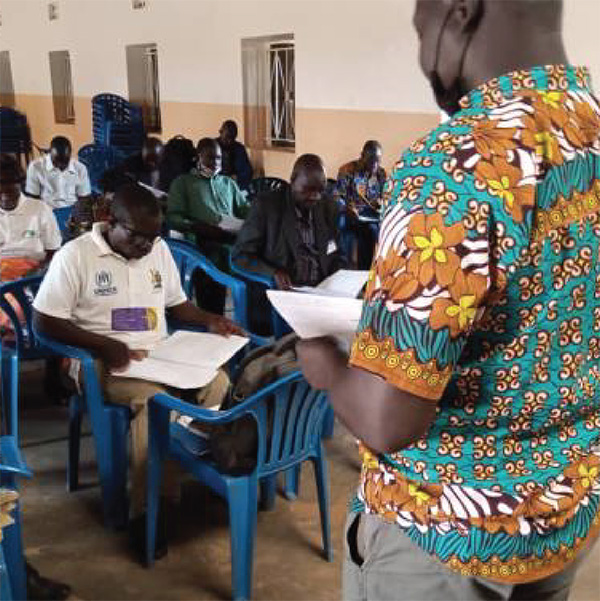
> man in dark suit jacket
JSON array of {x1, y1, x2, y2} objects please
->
[{"x1": 232, "y1": 153, "x2": 346, "y2": 291}]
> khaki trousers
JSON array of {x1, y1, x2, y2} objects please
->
[
  {"x1": 96, "y1": 364, "x2": 230, "y2": 517},
  {"x1": 343, "y1": 512, "x2": 597, "y2": 601}
]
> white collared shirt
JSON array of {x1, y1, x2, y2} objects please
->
[
  {"x1": 0, "y1": 195, "x2": 62, "y2": 261},
  {"x1": 33, "y1": 223, "x2": 187, "y2": 350},
  {"x1": 26, "y1": 155, "x2": 92, "y2": 208}
]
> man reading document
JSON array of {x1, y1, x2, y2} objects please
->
[{"x1": 33, "y1": 183, "x2": 242, "y2": 561}]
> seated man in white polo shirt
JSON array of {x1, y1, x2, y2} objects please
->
[
  {"x1": 0, "y1": 154, "x2": 61, "y2": 282},
  {"x1": 33, "y1": 182, "x2": 240, "y2": 560},
  {"x1": 26, "y1": 136, "x2": 91, "y2": 208}
]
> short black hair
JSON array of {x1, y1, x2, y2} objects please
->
[
  {"x1": 220, "y1": 120, "x2": 238, "y2": 137},
  {"x1": 362, "y1": 140, "x2": 382, "y2": 155},
  {"x1": 50, "y1": 136, "x2": 72, "y2": 155},
  {"x1": 291, "y1": 154, "x2": 325, "y2": 182},
  {"x1": 110, "y1": 182, "x2": 161, "y2": 222},
  {"x1": 99, "y1": 168, "x2": 134, "y2": 194},
  {"x1": 197, "y1": 137, "x2": 218, "y2": 155},
  {"x1": 0, "y1": 153, "x2": 24, "y2": 185}
]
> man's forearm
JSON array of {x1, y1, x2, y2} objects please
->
[
  {"x1": 33, "y1": 311, "x2": 114, "y2": 355},
  {"x1": 167, "y1": 301, "x2": 212, "y2": 328},
  {"x1": 323, "y1": 358, "x2": 434, "y2": 454}
]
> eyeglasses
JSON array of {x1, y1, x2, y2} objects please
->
[{"x1": 119, "y1": 223, "x2": 160, "y2": 245}]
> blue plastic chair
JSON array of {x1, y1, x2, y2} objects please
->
[
  {"x1": 34, "y1": 240, "x2": 253, "y2": 528},
  {"x1": 0, "y1": 278, "x2": 36, "y2": 601},
  {"x1": 228, "y1": 257, "x2": 290, "y2": 342},
  {"x1": 92, "y1": 94, "x2": 145, "y2": 156},
  {"x1": 52, "y1": 206, "x2": 72, "y2": 239},
  {"x1": 77, "y1": 143, "x2": 125, "y2": 195},
  {"x1": 146, "y1": 372, "x2": 332, "y2": 600},
  {"x1": 165, "y1": 238, "x2": 249, "y2": 334}
]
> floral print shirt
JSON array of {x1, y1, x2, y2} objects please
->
[
  {"x1": 349, "y1": 65, "x2": 600, "y2": 584},
  {"x1": 336, "y1": 160, "x2": 387, "y2": 214}
]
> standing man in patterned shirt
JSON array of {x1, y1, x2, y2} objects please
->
[{"x1": 298, "y1": 0, "x2": 600, "y2": 599}]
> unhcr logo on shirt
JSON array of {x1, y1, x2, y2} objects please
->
[{"x1": 94, "y1": 270, "x2": 117, "y2": 296}]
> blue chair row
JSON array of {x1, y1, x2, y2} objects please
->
[{"x1": 146, "y1": 371, "x2": 332, "y2": 600}]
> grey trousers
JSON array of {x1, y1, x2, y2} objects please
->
[{"x1": 343, "y1": 512, "x2": 593, "y2": 601}]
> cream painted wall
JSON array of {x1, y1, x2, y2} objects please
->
[{"x1": 0, "y1": 0, "x2": 598, "y2": 177}]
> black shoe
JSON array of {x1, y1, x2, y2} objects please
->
[
  {"x1": 26, "y1": 561, "x2": 71, "y2": 600},
  {"x1": 129, "y1": 509, "x2": 168, "y2": 565}
]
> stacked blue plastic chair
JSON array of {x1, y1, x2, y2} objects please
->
[
  {"x1": 34, "y1": 240, "x2": 251, "y2": 529},
  {"x1": 77, "y1": 143, "x2": 125, "y2": 195},
  {"x1": 52, "y1": 206, "x2": 73, "y2": 240},
  {"x1": 0, "y1": 108, "x2": 32, "y2": 168},
  {"x1": 0, "y1": 278, "x2": 37, "y2": 601},
  {"x1": 145, "y1": 371, "x2": 332, "y2": 600},
  {"x1": 92, "y1": 94, "x2": 144, "y2": 156}
]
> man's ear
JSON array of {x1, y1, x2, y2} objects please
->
[{"x1": 449, "y1": 0, "x2": 484, "y2": 33}]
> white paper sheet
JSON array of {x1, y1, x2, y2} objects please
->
[
  {"x1": 292, "y1": 269, "x2": 369, "y2": 299},
  {"x1": 267, "y1": 290, "x2": 363, "y2": 343},
  {"x1": 114, "y1": 331, "x2": 249, "y2": 389},
  {"x1": 138, "y1": 181, "x2": 168, "y2": 199},
  {"x1": 219, "y1": 215, "x2": 245, "y2": 233}
]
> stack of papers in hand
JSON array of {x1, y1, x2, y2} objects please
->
[
  {"x1": 267, "y1": 270, "x2": 368, "y2": 343},
  {"x1": 114, "y1": 331, "x2": 249, "y2": 389}
]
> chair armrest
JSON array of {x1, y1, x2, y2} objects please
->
[
  {"x1": 150, "y1": 370, "x2": 303, "y2": 426},
  {"x1": 229, "y1": 256, "x2": 275, "y2": 288}
]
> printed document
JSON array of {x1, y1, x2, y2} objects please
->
[{"x1": 114, "y1": 331, "x2": 248, "y2": 389}]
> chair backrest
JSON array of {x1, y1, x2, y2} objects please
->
[
  {"x1": 53, "y1": 206, "x2": 72, "y2": 236},
  {"x1": 238, "y1": 372, "x2": 329, "y2": 476},
  {"x1": 0, "y1": 275, "x2": 44, "y2": 358},
  {"x1": 246, "y1": 177, "x2": 288, "y2": 203},
  {"x1": 92, "y1": 94, "x2": 145, "y2": 152},
  {"x1": 165, "y1": 238, "x2": 248, "y2": 332},
  {"x1": 78, "y1": 144, "x2": 125, "y2": 194}
]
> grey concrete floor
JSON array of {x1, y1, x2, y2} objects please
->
[{"x1": 16, "y1": 364, "x2": 600, "y2": 600}]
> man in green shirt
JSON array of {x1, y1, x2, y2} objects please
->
[
  {"x1": 167, "y1": 137, "x2": 249, "y2": 313},
  {"x1": 167, "y1": 137, "x2": 248, "y2": 244}
]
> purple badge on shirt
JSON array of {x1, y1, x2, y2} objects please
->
[{"x1": 111, "y1": 308, "x2": 158, "y2": 332}]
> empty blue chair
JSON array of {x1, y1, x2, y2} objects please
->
[
  {"x1": 77, "y1": 144, "x2": 125, "y2": 195},
  {"x1": 146, "y1": 372, "x2": 332, "y2": 600}
]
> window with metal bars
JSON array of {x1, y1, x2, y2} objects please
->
[
  {"x1": 126, "y1": 43, "x2": 162, "y2": 133},
  {"x1": 269, "y1": 41, "x2": 295, "y2": 148},
  {"x1": 0, "y1": 51, "x2": 15, "y2": 108},
  {"x1": 49, "y1": 50, "x2": 75, "y2": 124}
]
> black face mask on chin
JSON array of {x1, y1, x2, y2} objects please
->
[{"x1": 428, "y1": 5, "x2": 481, "y2": 117}]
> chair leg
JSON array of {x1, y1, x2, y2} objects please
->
[
  {"x1": 2, "y1": 502, "x2": 27, "y2": 600},
  {"x1": 283, "y1": 466, "x2": 300, "y2": 500},
  {"x1": 106, "y1": 409, "x2": 130, "y2": 529},
  {"x1": 322, "y1": 404, "x2": 335, "y2": 439},
  {"x1": 67, "y1": 395, "x2": 82, "y2": 492},
  {"x1": 145, "y1": 404, "x2": 169, "y2": 568},
  {"x1": 227, "y1": 477, "x2": 258, "y2": 601},
  {"x1": 313, "y1": 452, "x2": 333, "y2": 562},
  {"x1": 259, "y1": 476, "x2": 276, "y2": 511}
]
